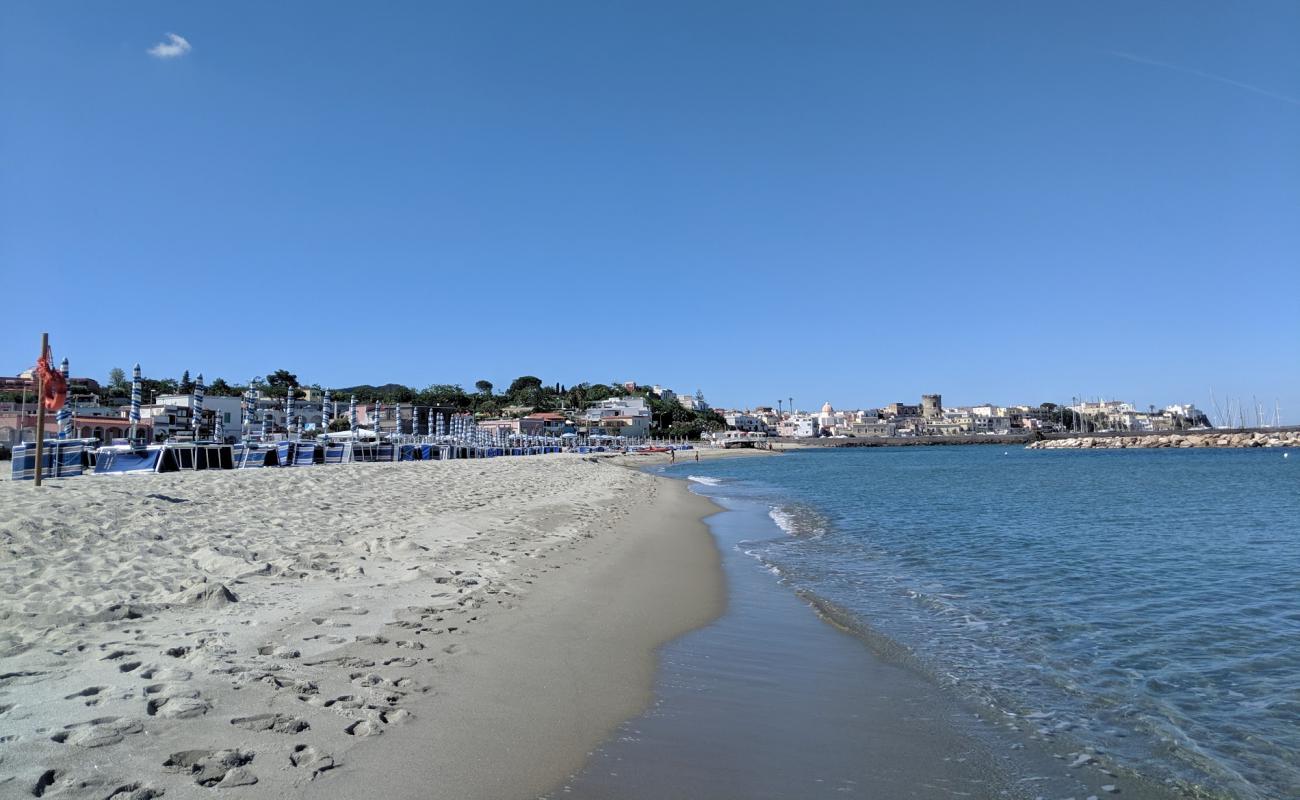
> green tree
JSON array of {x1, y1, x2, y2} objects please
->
[
  {"x1": 475, "y1": 380, "x2": 493, "y2": 397},
  {"x1": 267, "y1": 369, "x2": 298, "y2": 388},
  {"x1": 107, "y1": 367, "x2": 128, "y2": 395},
  {"x1": 506, "y1": 375, "x2": 543, "y2": 399},
  {"x1": 207, "y1": 378, "x2": 239, "y2": 396},
  {"x1": 179, "y1": 370, "x2": 193, "y2": 393}
]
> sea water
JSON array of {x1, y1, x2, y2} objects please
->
[{"x1": 664, "y1": 447, "x2": 1299, "y2": 799}]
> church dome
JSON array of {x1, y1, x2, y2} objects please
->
[{"x1": 821, "y1": 401, "x2": 834, "y2": 415}]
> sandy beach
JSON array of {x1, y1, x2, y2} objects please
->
[{"x1": 0, "y1": 453, "x2": 735, "y2": 799}]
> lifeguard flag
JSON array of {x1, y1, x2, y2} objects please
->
[{"x1": 36, "y1": 344, "x2": 67, "y2": 413}]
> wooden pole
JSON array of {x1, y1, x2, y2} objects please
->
[{"x1": 33, "y1": 332, "x2": 48, "y2": 487}]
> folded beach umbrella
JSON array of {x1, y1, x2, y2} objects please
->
[
  {"x1": 350, "y1": 394, "x2": 358, "y2": 433},
  {"x1": 322, "y1": 389, "x2": 332, "y2": 432},
  {"x1": 395, "y1": 402, "x2": 403, "y2": 436},
  {"x1": 214, "y1": 413, "x2": 224, "y2": 442},
  {"x1": 374, "y1": 401, "x2": 383, "y2": 439},
  {"x1": 242, "y1": 381, "x2": 257, "y2": 439},
  {"x1": 427, "y1": 408, "x2": 435, "y2": 437},
  {"x1": 192, "y1": 373, "x2": 205, "y2": 435},
  {"x1": 285, "y1": 389, "x2": 295, "y2": 437},
  {"x1": 130, "y1": 363, "x2": 142, "y2": 440},
  {"x1": 262, "y1": 409, "x2": 272, "y2": 440},
  {"x1": 57, "y1": 357, "x2": 72, "y2": 439}
]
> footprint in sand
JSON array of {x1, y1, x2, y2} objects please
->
[
  {"x1": 103, "y1": 783, "x2": 164, "y2": 799},
  {"x1": 137, "y1": 665, "x2": 192, "y2": 682},
  {"x1": 343, "y1": 719, "x2": 383, "y2": 737},
  {"x1": 50, "y1": 716, "x2": 144, "y2": 748},
  {"x1": 145, "y1": 687, "x2": 210, "y2": 719},
  {"x1": 321, "y1": 694, "x2": 364, "y2": 710},
  {"x1": 289, "y1": 744, "x2": 336, "y2": 778},
  {"x1": 255, "y1": 644, "x2": 301, "y2": 658},
  {"x1": 230, "y1": 713, "x2": 310, "y2": 734},
  {"x1": 163, "y1": 749, "x2": 257, "y2": 788}
]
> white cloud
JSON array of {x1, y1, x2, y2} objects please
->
[{"x1": 147, "y1": 33, "x2": 191, "y2": 59}]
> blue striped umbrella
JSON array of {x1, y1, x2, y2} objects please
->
[
  {"x1": 285, "y1": 389, "x2": 295, "y2": 437},
  {"x1": 192, "y1": 373, "x2": 205, "y2": 436},
  {"x1": 57, "y1": 357, "x2": 72, "y2": 439},
  {"x1": 349, "y1": 395, "x2": 358, "y2": 432},
  {"x1": 374, "y1": 401, "x2": 383, "y2": 438},
  {"x1": 427, "y1": 408, "x2": 435, "y2": 437},
  {"x1": 214, "y1": 413, "x2": 224, "y2": 442},
  {"x1": 130, "y1": 363, "x2": 142, "y2": 440},
  {"x1": 394, "y1": 402, "x2": 402, "y2": 437},
  {"x1": 322, "y1": 389, "x2": 332, "y2": 432}
]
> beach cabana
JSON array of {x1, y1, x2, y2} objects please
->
[
  {"x1": 231, "y1": 442, "x2": 279, "y2": 468},
  {"x1": 293, "y1": 441, "x2": 323, "y2": 466},
  {"x1": 94, "y1": 442, "x2": 234, "y2": 474},
  {"x1": 11, "y1": 439, "x2": 96, "y2": 480}
]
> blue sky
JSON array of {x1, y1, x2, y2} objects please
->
[{"x1": 3, "y1": 1, "x2": 1297, "y2": 419}]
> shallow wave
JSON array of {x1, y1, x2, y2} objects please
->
[
  {"x1": 686, "y1": 475, "x2": 723, "y2": 486},
  {"x1": 767, "y1": 505, "x2": 828, "y2": 538}
]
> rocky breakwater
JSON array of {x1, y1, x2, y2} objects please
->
[{"x1": 1028, "y1": 430, "x2": 1300, "y2": 450}]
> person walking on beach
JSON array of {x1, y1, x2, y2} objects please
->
[
  {"x1": 695, "y1": 450, "x2": 699, "y2": 462},
  {"x1": 670, "y1": 449, "x2": 675, "y2": 463}
]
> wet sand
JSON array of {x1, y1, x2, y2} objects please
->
[{"x1": 548, "y1": 483, "x2": 1183, "y2": 800}]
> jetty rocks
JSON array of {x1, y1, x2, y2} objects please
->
[{"x1": 1027, "y1": 430, "x2": 1300, "y2": 450}]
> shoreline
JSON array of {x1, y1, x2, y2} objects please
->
[
  {"x1": 0, "y1": 455, "x2": 727, "y2": 799},
  {"x1": 552, "y1": 455, "x2": 1194, "y2": 800}
]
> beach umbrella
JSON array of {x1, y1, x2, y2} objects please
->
[
  {"x1": 349, "y1": 394, "x2": 358, "y2": 432},
  {"x1": 285, "y1": 389, "x2": 295, "y2": 437},
  {"x1": 129, "y1": 363, "x2": 142, "y2": 440},
  {"x1": 262, "y1": 409, "x2": 272, "y2": 440},
  {"x1": 242, "y1": 381, "x2": 256, "y2": 439},
  {"x1": 427, "y1": 408, "x2": 435, "y2": 437},
  {"x1": 322, "y1": 389, "x2": 332, "y2": 433},
  {"x1": 57, "y1": 357, "x2": 72, "y2": 439},
  {"x1": 214, "y1": 413, "x2": 224, "y2": 442},
  {"x1": 395, "y1": 402, "x2": 403, "y2": 437},
  {"x1": 374, "y1": 401, "x2": 383, "y2": 439},
  {"x1": 192, "y1": 373, "x2": 205, "y2": 436}
]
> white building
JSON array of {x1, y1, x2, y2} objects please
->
[
  {"x1": 724, "y1": 412, "x2": 765, "y2": 432},
  {"x1": 777, "y1": 415, "x2": 820, "y2": 438},
  {"x1": 585, "y1": 396, "x2": 652, "y2": 438},
  {"x1": 678, "y1": 393, "x2": 709, "y2": 412}
]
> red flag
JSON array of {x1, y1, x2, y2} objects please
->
[{"x1": 35, "y1": 344, "x2": 67, "y2": 413}]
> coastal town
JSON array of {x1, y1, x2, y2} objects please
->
[{"x1": 0, "y1": 362, "x2": 1227, "y2": 450}]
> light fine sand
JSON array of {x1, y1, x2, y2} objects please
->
[{"x1": 0, "y1": 454, "x2": 724, "y2": 799}]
